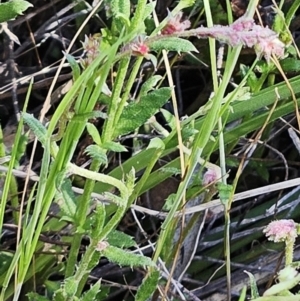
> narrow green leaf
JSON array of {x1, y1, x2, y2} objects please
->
[
  {"x1": 64, "y1": 53, "x2": 80, "y2": 80},
  {"x1": 0, "y1": 0, "x2": 33, "y2": 23},
  {"x1": 84, "y1": 145, "x2": 108, "y2": 165},
  {"x1": 102, "y1": 141, "x2": 128, "y2": 152},
  {"x1": 135, "y1": 270, "x2": 160, "y2": 301},
  {"x1": 107, "y1": 230, "x2": 136, "y2": 248},
  {"x1": 160, "y1": 108, "x2": 175, "y2": 130},
  {"x1": 86, "y1": 123, "x2": 102, "y2": 145},
  {"x1": 114, "y1": 87, "x2": 172, "y2": 137},
  {"x1": 150, "y1": 37, "x2": 198, "y2": 53},
  {"x1": 237, "y1": 286, "x2": 247, "y2": 301},
  {"x1": 244, "y1": 271, "x2": 259, "y2": 299},
  {"x1": 102, "y1": 246, "x2": 156, "y2": 268},
  {"x1": 22, "y1": 112, "x2": 47, "y2": 146},
  {"x1": 14, "y1": 133, "x2": 28, "y2": 167}
]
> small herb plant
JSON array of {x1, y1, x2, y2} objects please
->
[{"x1": 1, "y1": 0, "x2": 300, "y2": 300}]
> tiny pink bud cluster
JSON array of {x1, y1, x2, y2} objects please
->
[
  {"x1": 125, "y1": 35, "x2": 150, "y2": 57},
  {"x1": 162, "y1": 11, "x2": 191, "y2": 35},
  {"x1": 263, "y1": 219, "x2": 298, "y2": 243},
  {"x1": 202, "y1": 169, "x2": 218, "y2": 186}
]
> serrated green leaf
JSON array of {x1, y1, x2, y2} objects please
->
[
  {"x1": 57, "y1": 179, "x2": 77, "y2": 221},
  {"x1": 53, "y1": 289, "x2": 66, "y2": 301},
  {"x1": 102, "y1": 141, "x2": 128, "y2": 152},
  {"x1": 88, "y1": 249, "x2": 102, "y2": 269},
  {"x1": 27, "y1": 292, "x2": 50, "y2": 301},
  {"x1": 182, "y1": 125, "x2": 198, "y2": 141},
  {"x1": 86, "y1": 123, "x2": 101, "y2": 145},
  {"x1": 160, "y1": 167, "x2": 181, "y2": 175},
  {"x1": 176, "y1": 0, "x2": 195, "y2": 11},
  {"x1": 90, "y1": 204, "x2": 106, "y2": 239},
  {"x1": 139, "y1": 75, "x2": 162, "y2": 97},
  {"x1": 114, "y1": 87, "x2": 172, "y2": 137},
  {"x1": 111, "y1": 0, "x2": 130, "y2": 18},
  {"x1": 84, "y1": 145, "x2": 108, "y2": 165},
  {"x1": 111, "y1": 0, "x2": 131, "y2": 33},
  {"x1": 147, "y1": 137, "x2": 165, "y2": 150},
  {"x1": 135, "y1": 270, "x2": 160, "y2": 301},
  {"x1": 95, "y1": 286, "x2": 110, "y2": 300},
  {"x1": 107, "y1": 230, "x2": 136, "y2": 248},
  {"x1": 143, "y1": 2, "x2": 156, "y2": 20},
  {"x1": 163, "y1": 193, "x2": 176, "y2": 211},
  {"x1": 115, "y1": 12, "x2": 130, "y2": 28},
  {"x1": 125, "y1": 167, "x2": 135, "y2": 192},
  {"x1": 63, "y1": 276, "x2": 77, "y2": 297},
  {"x1": 64, "y1": 53, "x2": 80, "y2": 80},
  {"x1": 80, "y1": 281, "x2": 101, "y2": 301},
  {"x1": 22, "y1": 112, "x2": 47, "y2": 146},
  {"x1": 217, "y1": 183, "x2": 233, "y2": 205},
  {"x1": 0, "y1": 0, "x2": 33, "y2": 23},
  {"x1": 150, "y1": 37, "x2": 198, "y2": 53},
  {"x1": 44, "y1": 280, "x2": 60, "y2": 296},
  {"x1": 102, "y1": 246, "x2": 156, "y2": 268},
  {"x1": 281, "y1": 58, "x2": 300, "y2": 73}
]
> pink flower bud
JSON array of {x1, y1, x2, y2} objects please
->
[
  {"x1": 203, "y1": 169, "x2": 218, "y2": 186},
  {"x1": 127, "y1": 36, "x2": 150, "y2": 56},
  {"x1": 162, "y1": 11, "x2": 191, "y2": 35},
  {"x1": 263, "y1": 219, "x2": 298, "y2": 243}
]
